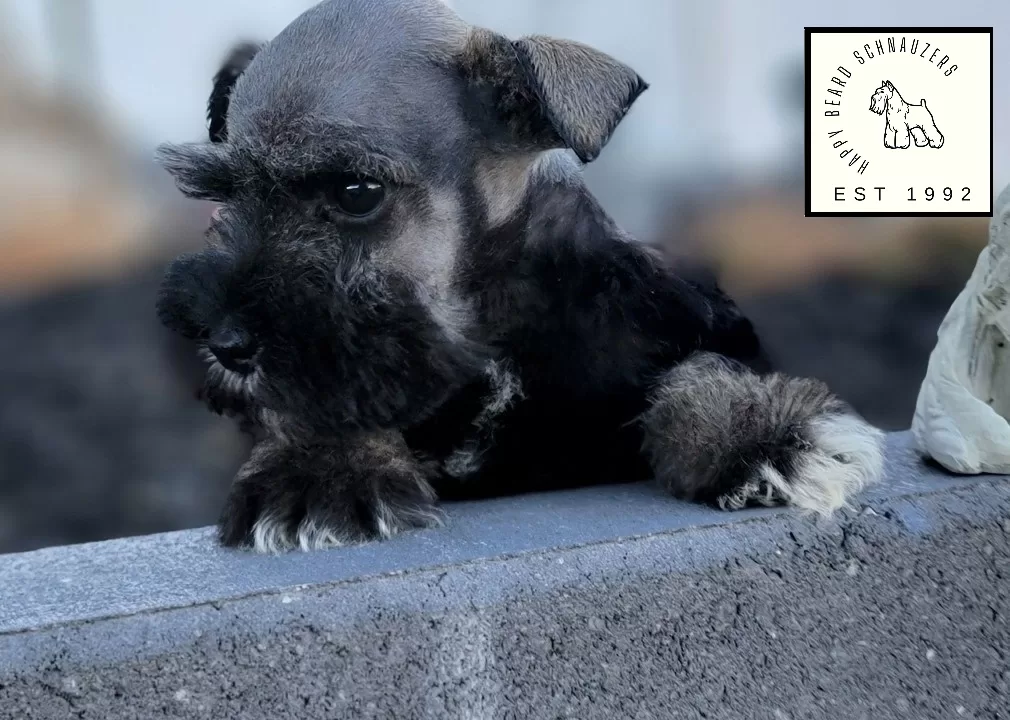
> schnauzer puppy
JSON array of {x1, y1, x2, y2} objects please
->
[
  {"x1": 156, "y1": 0, "x2": 885, "y2": 553},
  {"x1": 869, "y1": 80, "x2": 944, "y2": 149}
]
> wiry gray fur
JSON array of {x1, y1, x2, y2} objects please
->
[{"x1": 641, "y1": 353, "x2": 884, "y2": 515}]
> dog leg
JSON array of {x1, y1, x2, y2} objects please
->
[
  {"x1": 895, "y1": 125, "x2": 911, "y2": 149},
  {"x1": 883, "y1": 122, "x2": 897, "y2": 149},
  {"x1": 218, "y1": 430, "x2": 442, "y2": 552},
  {"x1": 911, "y1": 127, "x2": 928, "y2": 147},
  {"x1": 923, "y1": 121, "x2": 944, "y2": 149},
  {"x1": 639, "y1": 352, "x2": 884, "y2": 515}
]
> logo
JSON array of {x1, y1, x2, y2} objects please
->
[
  {"x1": 805, "y1": 28, "x2": 992, "y2": 217},
  {"x1": 868, "y1": 80, "x2": 944, "y2": 149}
]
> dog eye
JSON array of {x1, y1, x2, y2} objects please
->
[{"x1": 333, "y1": 176, "x2": 384, "y2": 217}]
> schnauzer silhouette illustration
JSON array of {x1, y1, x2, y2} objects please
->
[{"x1": 869, "y1": 80, "x2": 944, "y2": 150}]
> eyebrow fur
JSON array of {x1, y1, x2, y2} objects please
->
[{"x1": 156, "y1": 126, "x2": 420, "y2": 202}]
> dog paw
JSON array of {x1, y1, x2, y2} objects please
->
[
  {"x1": 219, "y1": 437, "x2": 443, "y2": 553},
  {"x1": 641, "y1": 353, "x2": 885, "y2": 517},
  {"x1": 714, "y1": 413, "x2": 884, "y2": 516},
  {"x1": 715, "y1": 476, "x2": 783, "y2": 511}
]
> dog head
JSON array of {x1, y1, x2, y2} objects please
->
[
  {"x1": 155, "y1": 0, "x2": 647, "y2": 438},
  {"x1": 869, "y1": 80, "x2": 894, "y2": 115}
]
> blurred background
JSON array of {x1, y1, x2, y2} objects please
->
[{"x1": 0, "y1": 0, "x2": 1006, "y2": 554}]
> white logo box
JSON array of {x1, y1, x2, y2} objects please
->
[{"x1": 805, "y1": 27, "x2": 993, "y2": 217}]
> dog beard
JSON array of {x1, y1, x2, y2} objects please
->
[
  {"x1": 870, "y1": 88, "x2": 889, "y2": 115},
  {"x1": 196, "y1": 345, "x2": 265, "y2": 432},
  {"x1": 159, "y1": 242, "x2": 489, "y2": 442}
]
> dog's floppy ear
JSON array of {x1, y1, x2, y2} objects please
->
[
  {"x1": 155, "y1": 142, "x2": 235, "y2": 201},
  {"x1": 207, "y1": 42, "x2": 261, "y2": 143},
  {"x1": 461, "y1": 29, "x2": 647, "y2": 163}
]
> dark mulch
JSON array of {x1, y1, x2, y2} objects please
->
[{"x1": 0, "y1": 265, "x2": 248, "y2": 554}]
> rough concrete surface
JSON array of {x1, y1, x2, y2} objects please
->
[{"x1": 1, "y1": 433, "x2": 1009, "y2": 719}]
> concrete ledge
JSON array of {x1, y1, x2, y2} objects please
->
[{"x1": 2, "y1": 432, "x2": 1009, "y2": 719}]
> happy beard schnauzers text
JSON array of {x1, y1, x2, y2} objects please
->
[{"x1": 822, "y1": 34, "x2": 958, "y2": 178}]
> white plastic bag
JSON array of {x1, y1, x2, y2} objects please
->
[{"x1": 912, "y1": 185, "x2": 1010, "y2": 474}]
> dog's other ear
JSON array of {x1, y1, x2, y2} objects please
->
[
  {"x1": 461, "y1": 29, "x2": 647, "y2": 163},
  {"x1": 208, "y1": 42, "x2": 261, "y2": 143},
  {"x1": 155, "y1": 142, "x2": 235, "y2": 201}
]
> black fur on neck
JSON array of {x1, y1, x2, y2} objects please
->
[{"x1": 408, "y1": 161, "x2": 771, "y2": 499}]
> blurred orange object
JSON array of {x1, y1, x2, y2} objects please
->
[
  {"x1": 0, "y1": 31, "x2": 158, "y2": 299},
  {"x1": 681, "y1": 192, "x2": 987, "y2": 296}
]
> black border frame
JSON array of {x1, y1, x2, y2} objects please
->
[{"x1": 804, "y1": 27, "x2": 993, "y2": 218}]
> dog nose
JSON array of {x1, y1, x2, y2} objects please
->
[{"x1": 208, "y1": 327, "x2": 257, "y2": 373}]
